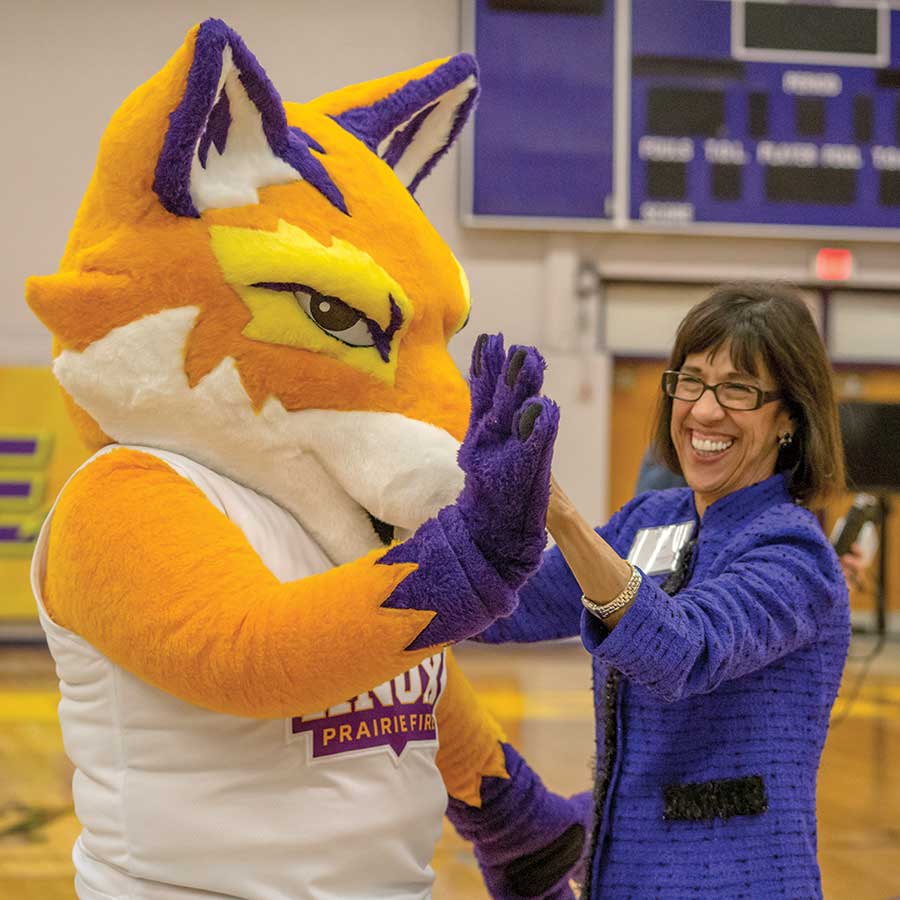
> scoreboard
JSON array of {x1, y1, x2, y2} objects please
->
[
  {"x1": 466, "y1": 0, "x2": 615, "y2": 220},
  {"x1": 463, "y1": 0, "x2": 900, "y2": 236}
]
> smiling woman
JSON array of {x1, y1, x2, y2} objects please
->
[
  {"x1": 653, "y1": 282, "x2": 845, "y2": 515},
  {"x1": 664, "y1": 353, "x2": 792, "y2": 516},
  {"x1": 472, "y1": 283, "x2": 851, "y2": 899}
]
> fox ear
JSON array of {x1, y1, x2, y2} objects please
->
[
  {"x1": 154, "y1": 19, "x2": 346, "y2": 217},
  {"x1": 313, "y1": 55, "x2": 479, "y2": 196}
]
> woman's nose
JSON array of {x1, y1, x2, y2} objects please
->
[{"x1": 690, "y1": 387, "x2": 726, "y2": 420}]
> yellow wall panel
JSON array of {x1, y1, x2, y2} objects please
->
[{"x1": 0, "y1": 368, "x2": 89, "y2": 623}]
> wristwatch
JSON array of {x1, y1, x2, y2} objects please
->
[{"x1": 581, "y1": 563, "x2": 642, "y2": 620}]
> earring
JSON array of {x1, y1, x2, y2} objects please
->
[{"x1": 778, "y1": 432, "x2": 793, "y2": 449}]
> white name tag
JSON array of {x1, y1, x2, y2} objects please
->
[{"x1": 626, "y1": 521, "x2": 696, "y2": 576}]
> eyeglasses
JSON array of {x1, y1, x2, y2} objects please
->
[{"x1": 661, "y1": 370, "x2": 782, "y2": 411}]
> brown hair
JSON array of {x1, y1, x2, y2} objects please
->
[{"x1": 651, "y1": 282, "x2": 845, "y2": 507}]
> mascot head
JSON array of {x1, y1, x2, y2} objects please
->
[{"x1": 26, "y1": 19, "x2": 479, "y2": 565}]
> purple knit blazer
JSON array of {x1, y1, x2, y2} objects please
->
[{"x1": 481, "y1": 473, "x2": 850, "y2": 899}]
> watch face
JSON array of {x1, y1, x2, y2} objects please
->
[{"x1": 626, "y1": 521, "x2": 695, "y2": 576}]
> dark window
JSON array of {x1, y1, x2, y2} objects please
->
[
  {"x1": 854, "y1": 96, "x2": 873, "y2": 143},
  {"x1": 646, "y1": 161, "x2": 687, "y2": 200},
  {"x1": 632, "y1": 56, "x2": 744, "y2": 79},
  {"x1": 748, "y1": 92, "x2": 769, "y2": 138},
  {"x1": 765, "y1": 166, "x2": 856, "y2": 205},
  {"x1": 795, "y1": 97, "x2": 826, "y2": 137},
  {"x1": 744, "y1": 2, "x2": 879, "y2": 55},
  {"x1": 711, "y1": 164, "x2": 742, "y2": 201},
  {"x1": 876, "y1": 69, "x2": 900, "y2": 89},
  {"x1": 647, "y1": 88, "x2": 725, "y2": 137},
  {"x1": 878, "y1": 171, "x2": 900, "y2": 206}
]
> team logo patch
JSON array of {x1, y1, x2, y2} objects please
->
[{"x1": 290, "y1": 651, "x2": 446, "y2": 762}]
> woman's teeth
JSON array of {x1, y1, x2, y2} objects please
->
[{"x1": 691, "y1": 435, "x2": 734, "y2": 453}]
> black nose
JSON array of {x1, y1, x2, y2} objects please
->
[{"x1": 367, "y1": 512, "x2": 395, "y2": 546}]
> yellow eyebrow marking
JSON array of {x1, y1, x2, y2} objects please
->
[
  {"x1": 209, "y1": 219, "x2": 412, "y2": 332},
  {"x1": 207, "y1": 220, "x2": 413, "y2": 384}
]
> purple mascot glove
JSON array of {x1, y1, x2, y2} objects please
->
[
  {"x1": 456, "y1": 334, "x2": 560, "y2": 585},
  {"x1": 447, "y1": 743, "x2": 593, "y2": 899},
  {"x1": 380, "y1": 334, "x2": 559, "y2": 649}
]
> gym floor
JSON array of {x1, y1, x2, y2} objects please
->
[{"x1": 1, "y1": 637, "x2": 898, "y2": 899}]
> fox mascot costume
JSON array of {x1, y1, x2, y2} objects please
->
[{"x1": 26, "y1": 19, "x2": 589, "y2": 900}]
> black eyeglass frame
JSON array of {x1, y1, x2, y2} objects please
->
[{"x1": 661, "y1": 370, "x2": 782, "y2": 412}]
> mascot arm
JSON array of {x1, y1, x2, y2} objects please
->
[
  {"x1": 437, "y1": 650, "x2": 591, "y2": 899},
  {"x1": 42, "y1": 448, "x2": 441, "y2": 718},
  {"x1": 375, "y1": 337, "x2": 560, "y2": 651},
  {"x1": 434, "y1": 650, "x2": 509, "y2": 806}
]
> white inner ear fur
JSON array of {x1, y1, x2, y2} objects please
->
[
  {"x1": 189, "y1": 44, "x2": 301, "y2": 213},
  {"x1": 378, "y1": 75, "x2": 476, "y2": 189}
]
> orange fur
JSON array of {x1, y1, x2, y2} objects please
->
[
  {"x1": 28, "y1": 23, "x2": 515, "y2": 824},
  {"x1": 43, "y1": 449, "x2": 438, "y2": 717},
  {"x1": 25, "y1": 33, "x2": 472, "y2": 448},
  {"x1": 436, "y1": 651, "x2": 510, "y2": 807}
]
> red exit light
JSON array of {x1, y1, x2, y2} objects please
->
[{"x1": 815, "y1": 248, "x2": 853, "y2": 281}]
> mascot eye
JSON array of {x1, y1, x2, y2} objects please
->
[{"x1": 294, "y1": 289, "x2": 375, "y2": 348}]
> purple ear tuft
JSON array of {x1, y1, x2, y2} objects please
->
[
  {"x1": 382, "y1": 103, "x2": 436, "y2": 170},
  {"x1": 154, "y1": 19, "x2": 346, "y2": 217},
  {"x1": 333, "y1": 54, "x2": 479, "y2": 195},
  {"x1": 198, "y1": 90, "x2": 230, "y2": 168},
  {"x1": 291, "y1": 126, "x2": 325, "y2": 155}
]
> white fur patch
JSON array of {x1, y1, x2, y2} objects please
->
[
  {"x1": 190, "y1": 44, "x2": 302, "y2": 213},
  {"x1": 53, "y1": 308, "x2": 464, "y2": 565},
  {"x1": 377, "y1": 76, "x2": 476, "y2": 189}
]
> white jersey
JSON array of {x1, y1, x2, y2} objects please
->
[{"x1": 31, "y1": 447, "x2": 448, "y2": 900}]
